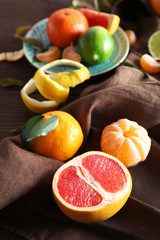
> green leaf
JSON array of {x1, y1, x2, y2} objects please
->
[
  {"x1": 95, "y1": 0, "x2": 118, "y2": 11},
  {"x1": 10, "y1": 126, "x2": 24, "y2": 135},
  {"x1": 13, "y1": 25, "x2": 43, "y2": 49},
  {"x1": 13, "y1": 35, "x2": 43, "y2": 48},
  {"x1": 72, "y1": 0, "x2": 96, "y2": 9},
  {"x1": 0, "y1": 78, "x2": 23, "y2": 87},
  {"x1": 36, "y1": 115, "x2": 59, "y2": 137},
  {"x1": 122, "y1": 62, "x2": 149, "y2": 78},
  {"x1": 14, "y1": 25, "x2": 31, "y2": 37},
  {"x1": 21, "y1": 115, "x2": 59, "y2": 148}
]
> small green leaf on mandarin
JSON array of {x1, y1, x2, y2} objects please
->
[{"x1": 21, "y1": 115, "x2": 59, "y2": 148}]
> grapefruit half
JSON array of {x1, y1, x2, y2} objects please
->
[
  {"x1": 52, "y1": 151, "x2": 132, "y2": 223},
  {"x1": 79, "y1": 8, "x2": 120, "y2": 35}
]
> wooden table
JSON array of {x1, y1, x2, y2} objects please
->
[
  {"x1": 1, "y1": 1, "x2": 160, "y2": 239},
  {"x1": 0, "y1": 0, "x2": 85, "y2": 238},
  {"x1": 0, "y1": 0, "x2": 81, "y2": 141}
]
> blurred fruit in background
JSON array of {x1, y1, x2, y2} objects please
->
[{"x1": 147, "y1": 0, "x2": 160, "y2": 16}]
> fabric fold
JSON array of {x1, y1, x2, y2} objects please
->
[{"x1": 0, "y1": 0, "x2": 160, "y2": 239}]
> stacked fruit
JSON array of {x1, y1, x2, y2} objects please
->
[
  {"x1": 37, "y1": 7, "x2": 120, "y2": 65},
  {"x1": 21, "y1": 8, "x2": 120, "y2": 114}
]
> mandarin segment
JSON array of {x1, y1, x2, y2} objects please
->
[
  {"x1": 62, "y1": 45, "x2": 82, "y2": 62},
  {"x1": 125, "y1": 30, "x2": 137, "y2": 46},
  {"x1": 101, "y1": 119, "x2": 151, "y2": 167},
  {"x1": 36, "y1": 46, "x2": 60, "y2": 63},
  {"x1": 140, "y1": 54, "x2": 160, "y2": 74}
]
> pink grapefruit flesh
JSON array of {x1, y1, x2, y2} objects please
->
[{"x1": 57, "y1": 154, "x2": 127, "y2": 207}]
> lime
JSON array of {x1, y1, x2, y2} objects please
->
[
  {"x1": 78, "y1": 26, "x2": 114, "y2": 65},
  {"x1": 148, "y1": 30, "x2": 160, "y2": 60}
]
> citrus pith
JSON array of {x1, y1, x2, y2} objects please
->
[
  {"x1": 52, "y1": 151, "x2": 132, "y2": 223},
  {"x1": 29, "y1": 111, "x2": 84, "y2": 161},
  {"x1": 20, "y1": 79, "x2": 60, "y2": 113}
]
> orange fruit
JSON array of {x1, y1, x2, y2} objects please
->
[
  {"x1": 46, "y1": 8, "x2": 89, "y2": 48},
  {"x1": 29, "y1": 111, "x2": 84, "y2": 161},
  {"x1": 36, "y1": 46, "x2": 60, "y2": 63},
  {"x1": 79, "y1": 8, "x2": 120, "y2": 35},
  {"x1": 100, "y1": 119, "x2": 151, "y2": 167},
  {"x1": 62, "y1": 45, "x2": 82, "y2": 62},
  {"x1": 140, "y1": 54, "x2": 160, "y2": 74},
  {"x1": 147, "y1": 0, "x2": 160, "y2": 15},
  {"x1": 52, "y1": 151, "x2": 132, "y2": 223}
]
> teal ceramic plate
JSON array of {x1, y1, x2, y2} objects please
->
[{"x1": 23, "y1": 18, "x2": 129, "y2": 76}]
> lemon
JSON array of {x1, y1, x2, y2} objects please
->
[
  {"x1": 78, "y1": 26, "x2": 114, "y2": 65},
  {"x1": 48, "y1": 60, "x2": 90, "y2": 88},
  {"x1": 21, "y1": 59, "x2": 90, "y2": 113},
  {"x1": 33, "y1": 59, "x2": 90, "y2": 100},
  {"x1": 21, "y1": 79, "x2": 60, "y2": 113},
  {"x1": 148, "y1": 30, "x2": 160, "y2": 60}
]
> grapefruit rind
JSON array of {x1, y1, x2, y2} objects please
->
[
  {"x1": 79, "y1": 8, "x2": 120, "y2": 35},
  {"x1": 52, "y1": 151, "x2": 132, "y2": 223}
]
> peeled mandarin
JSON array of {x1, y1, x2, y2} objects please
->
[{"x1": 101, "y1": 119, "x2": 151, "y2": 167}]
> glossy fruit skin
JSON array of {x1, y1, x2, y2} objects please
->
[
  {"x1": 29, "y1": 111, "x2": 84, "y2": 161},
  {"x1": 46, "y1": 8, "x2": 89, "y2": 48},
  {"x1": 78, "y1": 26, "x2": 114, "y2": 65}
]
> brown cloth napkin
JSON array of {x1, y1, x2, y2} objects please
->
[{"x1": 0, "y1": 1, "x2": 160, "y2": 239}]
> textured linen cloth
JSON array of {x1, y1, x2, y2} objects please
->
[{"x1": 0, "y1": 0, "x2": 160, "y2": 239}]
